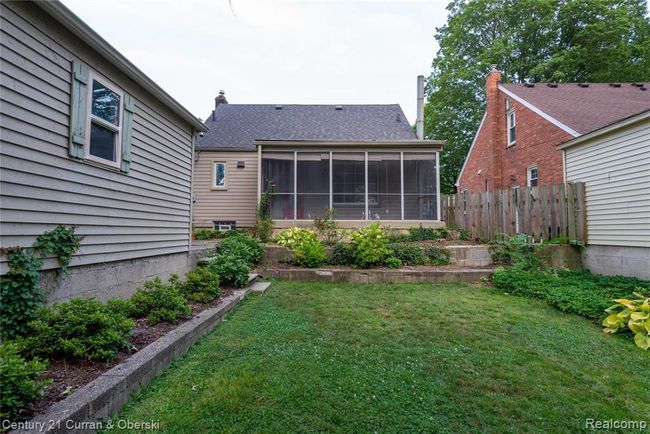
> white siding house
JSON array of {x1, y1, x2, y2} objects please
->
[
  {"x1": 560, "y1": 111, "x2": 650, "y2": 279},
  {"x1": 0, "y1": 1, "x2": 207, "y2": 300}
]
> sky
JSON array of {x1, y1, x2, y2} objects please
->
[{"x1": 62, "y1": 0, "x2": 450, "y2": 124}]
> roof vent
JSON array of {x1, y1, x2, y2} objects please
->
[
  {"x1": 609, "y1": 83, "x2": 621, "y2": 87},
  {"x1": 547, "y1": 83, "x2": 558, "y2": 88},
  {"x1": 524, "y1": 83, "x2": 534, "y2": 88},
  {"x1": 578, "y1": 83, "x2": 589, "y2": 88},
  {"x1": 335, "y1": 105, "x2": 343, "y2": 110},
  {"x1": 631, "y1": 83, "x2": 644, "y2": 87},
  {"x1": 275, "y1": 105, "x2": 282, "y2": 110}
]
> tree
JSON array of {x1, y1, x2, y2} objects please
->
[{"x1": 426, "y1": 0, "x2": 650, "y2": 193}]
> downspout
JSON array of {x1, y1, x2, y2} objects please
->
[{"x1": 416, "y1": 75, "x2": 425, "y2": 140}]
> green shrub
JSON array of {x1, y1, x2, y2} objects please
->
[
  {"x1": 328, "y1": 242, "x2": 355, "y2": 266},
  {"x1": 388, "y1": 243, "x2": 426, "y2": 266},
  {"x1": 293, "y1": 238, "x2": 326, "y2": 268},
  {"x1": 180, "y1": 267, "x2": 221, "y2": 303},
  {"x1": 349, "y1": 223, "x2": 392, "y2": 268},
  {"x1": 208, "y1": 254, "x2": 250, "y2": 288},
  {"x1": 490, "y1": 234, "x2": 542, "y2": 270},
  {"x1": 602, "y1": 291, "x2": 650, "y2": 350},
  {"x1": 0, "y1": 342, "x2": 50, "y2": 421},
  {"x1": 216, "y1": 232, "x2": 263, "y2": 266},
  {"x1": 253, "y1": 218, "x2": 273, "y2": 243},
  {"x1": 492, "y1": 268, "x2": 650, "y2": 321},
  {"x1": 106, "y1": 298, "x2": 134, "y2": 317},
  {"x1": 130, "y1": 278, "x2": 191, "y2": 325},
  {"x1": 275, "y1": 227, "x2": 318, "y2": 250},
  {"x1": 425, "y1": 246, "x2": 451, "y2": 265},
  {"x1": 313, "y1": 209, "x2": 340, "y2": 245},
  {"x1": 407, "y1": 226, "x2": 445, "y2": 241},
  {"x1": 457, "y1": 228, "x2": 470, "y2": 241},
  {"x1": 384, "y1": 256, "x2": 402, "y2": 269},
  {"x1": 23, "y1": 298, "x2": 134, "y2": 361},
  {"x1": 254, "y1": 187, "x2": 274, "y2": 242},
  {"x1": 194, "y1": 229, "x2": 224, "y2": 241}
]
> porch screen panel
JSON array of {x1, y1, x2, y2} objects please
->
[
  {"x1": 403, "y1": 153, "x2": 437, "y2": 220},
  {"x1": 368, "y1": 152, "x2": 400, "y2": 220},
  {"x1": 297, "y1": 152, "x2": 329, "y2": 219},
  {"x1": 332, "y1": 152, "x2": 365, "y2": 219},
  {"x1": 262, "y1": 152, "x2": 294, "y2": 219}
]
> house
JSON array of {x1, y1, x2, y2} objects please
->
[
  {"x1": 456, "y1": 66, "x2": 650, "y2": 193},
  {"x1": 0, "y1": 1, "x2": 207, "y2": 300},
  {"x1": 558, "y1": 110, "x2": 650, "y2": 280},
  {"x1": 193, "y1": 85, "x2": 444, "y2": 230}
]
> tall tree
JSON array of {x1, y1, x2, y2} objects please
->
[{"x1": 426, "y1": 0, "x2": 650, "y2": 193}]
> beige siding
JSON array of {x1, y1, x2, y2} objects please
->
[
  {"x1": 565, "y1": 119, "x2": 650, "y2": 247},
  {"x1": 193, "y1": 151, "x2": 258, "y2": 228},
  {"x1": 0, "y1": 2, "x2": 194, "y2": 273}
]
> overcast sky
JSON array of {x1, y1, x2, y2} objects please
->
[{"x1": 62, "y1": 0, "x2": 449, "y2": 124}]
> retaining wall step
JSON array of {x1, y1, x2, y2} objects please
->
[{"x1": 250, "y1": 281, "x2": 271, "y2": 292}]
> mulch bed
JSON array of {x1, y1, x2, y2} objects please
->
[{"x1": 24, "y1": 288, "x2": 235, "y2": 419}]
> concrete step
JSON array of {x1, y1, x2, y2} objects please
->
[
  {"x1": 247, "y1": 272, "x2": 258, "y2": 285},
  {"x1": 250, "y1": 281, "x2": 271, "y2": 292}
]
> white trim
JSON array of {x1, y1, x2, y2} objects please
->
[
  {"x1": 329, "y1": 151, "x2": 333, "y2": 210},
  {"x1": 557, "y1": 109, "x2": 650, "y2": 149},
  {"x1": 436, "y1": 151, "x2": 441, "y2": 220},
  {"x1": 293, "y1": 151, "x2": 297, "y2": 220},
  {"x1": 455, "y1": 111, "x2": 487, "y2": 187},
  {"x1": 257, "y1": 145, "x2": 262, "y2": 201},
  {"x1": 498, "y1": 85, "x2": 581, "y2": 137},
  {"x1": 211, "y1": 161, "x2": 228, "y2": 190},
  {"x1": 400, "y1": 151, "x2": 404, "y2": 220},
  {"x1": 84, "y1": 71, "x2": 124, "y2": 169},
  {"x1": 526, "y1": 165, "x2": 538, "y2": 187},
  {"x1": 364, "y1": 151, "x2": 369, "y2": 220},
  {"x1": 506, "y1": 109, "x2": 516, "y2": 146}
]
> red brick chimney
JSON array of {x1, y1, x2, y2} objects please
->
[
  {"x1": 486, "y1": 65, "x2": 503, "y2": 189},
  {"x1": 212, "y1": 90, "x2": 228, "y2": 120}
]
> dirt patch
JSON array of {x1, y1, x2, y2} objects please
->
[{"x1": 24, "y1": 287, "x2": 235, "y2": 420}]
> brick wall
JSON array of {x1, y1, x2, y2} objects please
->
[{"x1": 458, "y1": 70, "x2": 573, "y2": 192}]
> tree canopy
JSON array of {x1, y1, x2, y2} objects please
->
[{"x1": 425, "y1": 0, "x2": 650, "y2": 193}]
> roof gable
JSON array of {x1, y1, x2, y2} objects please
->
[
  {"x1": 196, "y1": 104, "x2": 416, "y2": 150},
  {"x1": 499, "y1": 83, "x2": 650, "y2": 135}
]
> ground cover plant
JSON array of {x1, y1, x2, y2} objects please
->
[
  {"x1": 193, "y1": 229, "x2": 225, "y2": 241},
  {"x1": 0, "y1": 342, "x2": 49, "y2": 421},
  {"x1": 107, "y1": 281, "x2": 650, "y2": 433}
]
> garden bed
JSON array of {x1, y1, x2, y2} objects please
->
[{"x1": 24, "y1": 287, "x2": 237, "y2": 419}]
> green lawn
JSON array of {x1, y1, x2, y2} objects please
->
[{"x1": 106, "y1": 282, "x2": 650, "y2": 434}]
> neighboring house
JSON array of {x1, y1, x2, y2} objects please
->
[
  {"x1": 0, "y1": 1, "x2": 207, "y2": 300},
  {"x1": 193, "y1": 94, "x2": 444, "y2": 230},
  {"x1": 456, "y1": 66, "x2": 650, "y2": 193},
  {"x1": 558, "y1": 110, "x2": 650, "y2": 280}
]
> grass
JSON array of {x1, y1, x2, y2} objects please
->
[{"x1": 106, "y1": 282, "x2": 650, "y2": 433}]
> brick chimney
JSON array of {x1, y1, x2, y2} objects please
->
[
  {"x1": 486, "y1": 65, "x2": 503, "y2": 189},
  {"x1": 212, "y1": 90, "x2": 228, "y2": 120}
]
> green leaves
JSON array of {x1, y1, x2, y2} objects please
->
[{"x1": 602, "y1": 290, "x2": 650, "y2": 350}]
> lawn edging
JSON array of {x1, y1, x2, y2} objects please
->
[
  {"x1": 259, "y1": 267, "x2": 492, "y2": 283},
  {"x1": 12, "y1": 281, "x2": 268, "y2": 434}
]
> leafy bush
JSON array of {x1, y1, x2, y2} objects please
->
[
  {"x1": 208, "y1": 254, "x2": 250, "y2": 288},
  {"x1": 388, "y1": 243, "x2": 425, "y2": 266},
  {"x1": 492, "y1": 268, "x2": 650, "y2": 321},
  {"x1": 349, "y1": 223, "x2": 392, "y2": 268},
  {"x1": 130, "y1": 278, "x2": 191, "y2": 325},
  {"x1": 490, "y1": 234, "x2": 542, "y2": 270},
  {"x1": 0, "y1": 342, "x2": 49, "y2": 421},
  {"x1": 217, "y1": 231, "x2": 263, "y2": 266},
  {"x1": 425, "y1": 246, "x2": 452, "y2": 265},
  {"x1": 328, "y1": 242, "x2": 355, "y2": 266},
  {"x1": 293, "y1": 238, "x2": 326, "y2": 268},
  {"x1": 253, "y1": 218, "x2": 273, "y2": 243},
  {"x1": 23, "y1": 298, "x2": 134, "y2": 361},
  {"x1": 384, "y1": 257, "x2": 402, "y2": 269},
  {"x1": 457, "y1": 228, "x2": 470, "y2": 241},
  {"x1": 180, "y1": 267, "x2": 221, "y2": 303},
  {"x1": 407, "y1": 226, "x2": 445, "y2": 241},
  {"x1": 194, "y1": 229, "x2": 224, "y2": 240},
  {"x1": 602, "y1": 291, "x2": 650, "y2": 350},
  {"x1": 254, "y1": 187, "x2": 274, "y2": 242},
  {"x1": 313, "y1": 209, "x2": 340, "y2": 245},
  {"x1": 275, "y1": 227, "x2": 318, "y2": 250},
  {"x1": 106, "y1": 298, "x2": 134, "y2": 317}
]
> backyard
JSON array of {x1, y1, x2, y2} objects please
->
[{"x1": 107, "y1": 281, "x2": 649, "y2": 433}]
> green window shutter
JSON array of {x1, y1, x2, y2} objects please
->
[
  {"x1": 69, "y1": 60, "x2": 88, "y2": 158},
  {"x1": 120, "y1": 93, "x2": 135, "y2": 173}
]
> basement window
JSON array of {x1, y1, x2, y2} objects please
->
[
  {"x1": 212, "y1": 161, "x2": 227, "y2": 190},
  {"x1": 527, "y1": 166, "x2": 538, "y2": 187},
  {"x1": 506, "y1": 110, "x2": 516, "y2": 146}
]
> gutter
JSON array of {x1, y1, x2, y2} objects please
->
[
  {"x1": 36, "y1": 1, "x2": 208, "y2": 132},
  {"x1": 556, "y1": 109, "x2": 650, "y2": 150},
  {"x1": 253, "y1": 139, "x2": 445, "y2": 149}
]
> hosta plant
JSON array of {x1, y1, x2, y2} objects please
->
[
  {"x1": 275, "y1": 227, "x2": 318, "y2": 250},
  {"x1": 602, "y1": 290, "x2": 650, "y2": 350}
]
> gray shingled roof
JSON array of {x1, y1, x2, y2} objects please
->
[
  {"x1": 500, "y1": 83, "x2": 650, "y2": 135},
  {"x1": 196, "y1": 104, "x2": 416, "y2": 150}
]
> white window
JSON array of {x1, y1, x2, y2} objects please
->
[
  {"x1": 527, "y1": 166, "x2": 538, "y2": 187},
  {"x1": 85, "y1": 73, "x2": 123, "y2": 167},
  {"x1": 506, "y1": 110, "x2": 516, "y2": 146},
  {"x1": 212, "y1": 161, "x2": 227, "y2": 189}
]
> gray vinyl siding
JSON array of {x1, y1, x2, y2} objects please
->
[
  {"x1": 193, "y1": 151, "x2": 258, "y2": 228},
  {"x1": 565, "y1": 119, "x2": 650, "y2": 247},
  {"x1": 0, "y1": 2, "x2": 194, "y2": 273}
]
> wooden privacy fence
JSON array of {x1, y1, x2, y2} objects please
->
[{"x1": 441, "y1": 182, "x2": 587, "y2": 242}]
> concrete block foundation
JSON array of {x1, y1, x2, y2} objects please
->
[{"x1": 581, "y1": 245, "x2": 650, "y2": 281}]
